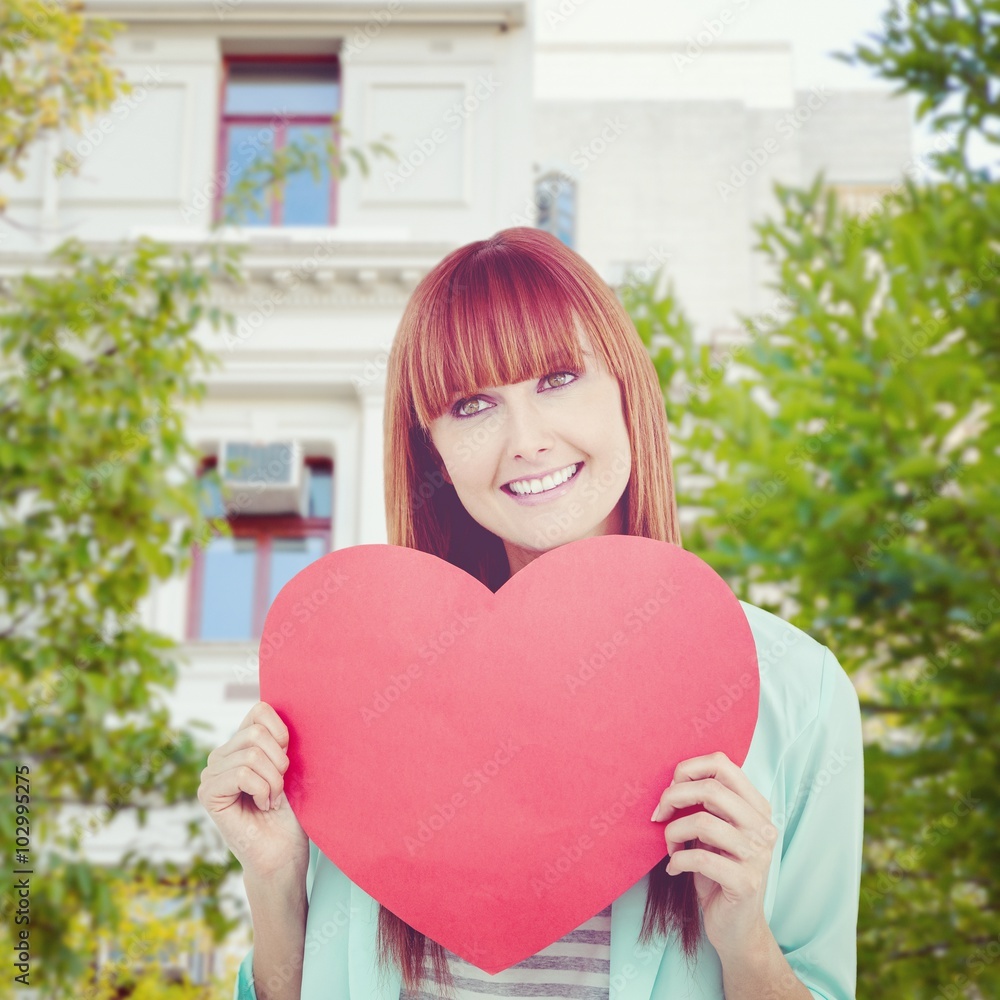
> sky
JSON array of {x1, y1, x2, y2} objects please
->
[
  {"x1": 716, "y1": 0, "x2": 945, "y2": 167},
  {"x1": 721, "y1": 0, "x2": 993, "y2": 175},
  {"x1": 697, "y1": 0, "x2": 896, "y2": 91},
  {"x1": 536, "y1": 0, "x2": 978, "y2": 171},
  {"x1": 536, "y1": 0, "x2": 894, "y2": 89},
  {"x1": 717, "y1": 0, "x2": 943, "y2": 165}
]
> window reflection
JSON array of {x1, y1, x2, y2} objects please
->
[
  {"x1": 225, "y1": 123, "x2": 276, "y2": 225},
  {"x1": 224, "y1": 61, "x2": 339, "y2": 116},
  {"x1": 536, "y1": 172, "x2": 576, "y2": 249},
  {"x1": 269, "y1": 536, "x2": 328, "y2": 606},
  {"x1": 219, "y1": 57, "x2": 340, "y2": 226},
  {"x1": 307, "y1": 465, "x2": 333, "y2": 518},
  {"x1": 193, "y1": 459, "x2": 333, "y2": 640},
  {"x1": 283, "y1": 125, "x2": 332, "y2": 225},
  {"x1": 200, "y1": 537, "x2": 256, "y2": 640}
]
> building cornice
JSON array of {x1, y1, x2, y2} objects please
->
[
  {"x1": 0, "y1": 229, "x2": 457, "y2": 296},
  {"x1": 535, "y1": 41, "x2": 791, "y2": 54},
  {"x1": 85, "y1": 0, "x2": 526, "y2": 27}
]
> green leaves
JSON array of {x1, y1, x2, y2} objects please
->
[
  {"x1": 217, "y1": 123, "x2": 397, "y2": 227},
  {"x1": 835, "y1": 0, "x2": 1000, "y2": 173},
  {"x1": 0, "y1": 0, "x2": 123, "y2": 197},
  {"x1": 622, "y1": 6, "x2": 1000, "y2": 993},
  {"x1": 0, "y1": 233, "x2": 239, "y2": 989}
]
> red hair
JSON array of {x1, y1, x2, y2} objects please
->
[{"x1": 381, "y1": 227, "x2": 700, "y2": 991}]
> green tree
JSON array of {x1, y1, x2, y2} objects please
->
[
  {"x1": 0, "y1": 0, "x2": 121, "y2": 213},
  {"x1": 622, "y1": 1, "x2": 999, "y2": 996},
  {"x1": 0, "y1": 2, "x2": 396, "y2": 995},
  {"x1": 0, "y1": 230, "x2": 239, "y2": 994}
]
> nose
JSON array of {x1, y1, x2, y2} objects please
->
[{"x1": 504, "y1": 394, "x2": 555, "y2": 462}]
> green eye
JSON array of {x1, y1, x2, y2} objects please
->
[{"x1": 450, "y1": 370, "x2": 580, "y2": 420}]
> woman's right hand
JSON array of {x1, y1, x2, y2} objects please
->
[{"x1": 197, "y1": 701, "x2": 310, "y2": 882}]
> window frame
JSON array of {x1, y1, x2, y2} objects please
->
[
  {"x1": 214, "y1": 53, "x2": 342, "y2": 227},
  {"x1": 536, "y1": 170, "x2": 576, "y2": 249},
  {"x1": 187, "y1": 455, "x2": 333, "y2": 642}
]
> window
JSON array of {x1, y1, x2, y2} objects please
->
[
  {"x1": 536, "y1": 171, "x2": 576, "y2": 249},
  {"x1": 827, "y1": 182, "x2": 895, "y2": 218},
  {"x1": 96, "y1": 893, "x2": 219, "y2": 985},
  {"x1": 188, "y1": 457, "x2": 333, "y2": 641},
  {"x1": 216, "y1": 55, "x2": 341, "y2": 226}
]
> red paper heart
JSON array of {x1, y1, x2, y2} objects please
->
[{"x1": 259, "y1": 534, "x2": 759, "y2": 974}]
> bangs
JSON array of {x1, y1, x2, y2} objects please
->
[
  {"x1": 384, "y1": 225, "x2": 682, "y2": 571},
  {"x1": 407, "y1": 250, "x2": 607, "y2": 427}
]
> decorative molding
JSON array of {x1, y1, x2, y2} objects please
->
[
  {"x1": 197, "y1": 357, "x2": 388, "y2": 388},
  {"x1": 86, "y1": 0, "x2": 527, "y2": 27},
  {"x1": 211, "y1": 286, "x2": 413, "y2": 307},
  {"x1": 211, "y1": 264, "x2": 427, "y2": 306},
  {"x1": 534, "y1": 41, "x2": 791, "y2": 54},
  {"x1": 0, "y1": 234, "x2": 455, "y2": 301}
]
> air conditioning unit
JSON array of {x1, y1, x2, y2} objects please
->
[{"x1": 218, "y1": 440, "x2": 310, "y2": 516}]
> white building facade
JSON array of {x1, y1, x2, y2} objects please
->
[{"x1": 0, "y1": 0, "x2": 911, "y2": 982}]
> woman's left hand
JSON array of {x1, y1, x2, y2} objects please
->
[{"x1": 650, "y1": 750, "x2": 779, "y2": 959}]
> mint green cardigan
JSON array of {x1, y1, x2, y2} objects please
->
[{"x1": 234, "y1": 601, "x2": 864, "y2": 1000}]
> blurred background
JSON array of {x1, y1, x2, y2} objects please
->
[{"x1": 0, "y1": 0, "x2": 997, "y2": 996}]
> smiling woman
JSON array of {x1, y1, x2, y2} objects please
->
[
  {"x1": 425, "y1": 335, "x2": 634, "y2": 573},
  {"x1": 377, "y1": 227, "x2": 703, "y2": 992},
  {"x1": 384, "y1": 226, "x2": 681, "y2": 590},
  {"x1": 201, "y1": 227, "x2": 864, "y2": 1000}
]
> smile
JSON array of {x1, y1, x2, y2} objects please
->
[{"x1": 501, "y1": 462, "x2": 584, "y2": 502}]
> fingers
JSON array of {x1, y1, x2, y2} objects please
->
[
  {"x1": 653, "y1": 775, "x2": 761, "y2": 830},
  {"x1": 666, "y1": 848, "x2": 765, "y2": 897},
  {"x1": 238, "y1": 701, "x2": 290, "y2": 751},
  {"x1": 201, "y1": 752, "x2": 280, "y2": 813},
  {"x1": 672, "y1": 751, "x2": 771, "y2": 818},
  {"x1": 211, "y1": 723, "x2": 290, "y2": 776},
  {"x1": 662, "y1": 810, "x2": 758, "y2": 863},
  {"x1": 651, "y1": 752, "x2": 777, "y2": 860},
  {"x1": 236, "y1": 745, "x2": 288, "y2": 807},
  {"x1": 207, "y1": 702, "x2": 290, "y2": 775},
  {"x1": 651, "y1": 751, "x2": 770, "y2": 828},
  {"x1": 200, "y1": 702, "x2": 292, "y2": 813}
]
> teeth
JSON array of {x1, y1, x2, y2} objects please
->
[{"x1": 508, "y1": 463, "x2": 578, "y2": 495}]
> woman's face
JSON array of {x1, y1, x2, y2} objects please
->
[{"x1": 426, "y1": 326, "x2": 632, "y2": 576}]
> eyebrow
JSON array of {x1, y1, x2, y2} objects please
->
[{"x1": 450, "y1": 352, "x2": 593, "y2": 401}]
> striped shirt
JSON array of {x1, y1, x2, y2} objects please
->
[{"x1": 400, "y1": 904, "x2": 612, "y2": 1000}]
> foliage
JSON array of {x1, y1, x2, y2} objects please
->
[
  {"x1": 0, "y1": 0, "x2": 122, "y2": 206},
  {"x1": 621, "y1": 1, "x2": 1000, "y2": 995},
  {"x1": 0, "y1": 2, "x2": 397, "y2": 994},
  {"x1": 221, "y1": 112, "x2": 396, "y2": 225},
  {"x1": 66, "y1": 875, "x2": 242, "y2": 999},
  {"x1": 840, "y1": 0, "x2": 1000, "y2": 178},
  {"x1": 0, "y1": 232, "x2": 249, "y2": 993}
]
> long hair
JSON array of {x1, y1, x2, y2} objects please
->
[{"x1": 381, "y1": 227, "x2": 701, "y2": 992}]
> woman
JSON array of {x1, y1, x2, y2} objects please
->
[{"x1": 198, "y1": 227, "x2": 864, "y2": 1000}]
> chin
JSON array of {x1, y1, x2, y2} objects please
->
[{"x1": 523, "y1": 524, "x2": 595, "y2": 553}]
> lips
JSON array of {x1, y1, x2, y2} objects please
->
[{"x1": 501, "y1": 462, "x2": 583, "y2": 495}]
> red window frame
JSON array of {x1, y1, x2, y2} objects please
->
[
  {"x1": 187, "y1": 456, "x2": 333, "y2": 641},
  {"x1": 214, "y1": 53, "x2": 341, "y2": 227}
]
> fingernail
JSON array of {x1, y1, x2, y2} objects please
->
[
  {"x1": 264, "y1": 795, "x2": 270, "y2": 811},
  {"x1": 650, "y1": 806, "x2": 660, "y2": 822}
]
